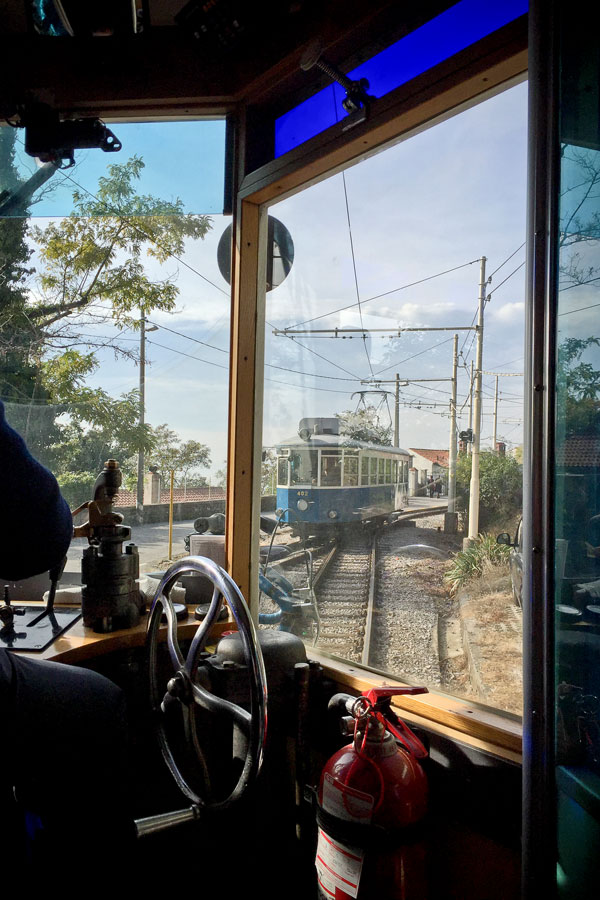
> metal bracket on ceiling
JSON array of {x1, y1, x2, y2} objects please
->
[{"x1": 300, "y1": 39, "x2": 373, "y2": 131}]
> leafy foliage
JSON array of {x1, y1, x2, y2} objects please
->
[
  {"x1": 27, "y1": 156, "x2": 211, "y2": 339},
  {"x1": 445, "y1": 533, "x2": 511, "y2": 595},
  {"x1": 146, "y1": 424, "x2": 211, "y2": 486},
  {"x1": 0, "y1": 153, "x2": 213, "y2": 503},
  {"x1": 556, "y1": 336, "x2": 600, "y2": 436},
  {"x1": 336, "y1": 405, "x2": 392, "y2": 445},
  {"x1": 261, "y1": 448, "x2": 277, "y2": 495},
  {"x1": 456, "y1": 451, "x2": 522, "y2": 532}
]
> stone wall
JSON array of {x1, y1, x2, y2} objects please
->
[{"x1": 116, "y1": 494, "x2": 277, "y2": 526}]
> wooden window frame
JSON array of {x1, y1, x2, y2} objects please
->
[{"x1": 226, "y1": 18, "x2": 527, "y2": 758}]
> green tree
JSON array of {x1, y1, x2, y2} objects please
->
[
  {"x1": 456, "y1": 451, "x2": 522, "y2": 532},
  {"x1": 27, "y1": 156, "x2": 211, "y2": 344},
  {"x1": 556, "y1": 336, "x2": 600, "y2": 436},
  {"x1": 261, "y1": 448, "x2": 277, "y2": 495},
  {"x1": 0, "y1": 154, "x2": 212, "y2": 492},
  {"x1": 0, "y1": 129, "x2": 44, "y2": 408},
  {"x1": 147, "y1": 424, "x2": 211, "y2": 486},
  {"x1": 336, "y1": 406, "x2": 392, "y2": 445}
]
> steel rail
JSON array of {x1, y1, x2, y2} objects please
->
[{"x1": 362, "y1": 527, "x2": 380, "y2": 667}]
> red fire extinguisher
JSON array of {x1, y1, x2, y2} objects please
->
[{"x1": 315, "y1": 687, "x2": 429, "y2": 900}]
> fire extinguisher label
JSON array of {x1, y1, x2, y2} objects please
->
[
  {"x1": 322, "y1": 772, "x2": 375, "y2": 823},
  {"x1": 316, "y1": 827, "x2": 364, "y2": 899}
]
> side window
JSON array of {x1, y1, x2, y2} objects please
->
[
  {"x1": 321, "y1": 452, "x2": 342, "y2": 486},
  {"x1": 277, "y1": 457, "x2": 289, "y2": 486},
  {"x1": 361, "y1": 456, "x2": 369, "y2": 485},
  {"x1": 344, "y1": 453, "x2": 359, "y2": 486},
  {"x1": 370, "y1": 457, "x2": 378, "y2": 485},
  {"x1": 0, "y1": 120, "x2": 230, "y2": 582}
]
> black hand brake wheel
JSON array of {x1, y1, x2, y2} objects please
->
[{"x1": 146, "y1": 556, "x2": 267, "y2": 812}]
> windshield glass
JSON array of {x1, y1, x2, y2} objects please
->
[{"x1": 290, "y1": 447, "x2": 318, "y2": 484}]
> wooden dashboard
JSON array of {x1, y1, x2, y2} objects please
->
[{"x1": 12, "y1": 603, "x2": 235, "y2": 665}]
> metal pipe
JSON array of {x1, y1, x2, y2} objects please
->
[
  {"x1": 135, "y1": 805, "x2": 201, "y2": 837},
  {"x1": 168, "y1": 469, "x2": 174, "y2": 559}
]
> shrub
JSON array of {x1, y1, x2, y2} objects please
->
[
  {"x1": 445, "y1": 533, "x2": 511, "y2": 595},
  {"x1": 57, "y1": 471, "x2": 97, "y2": 509},
  {"x1": 455, "y1": 451, "x2": 522, "y2": 532}
]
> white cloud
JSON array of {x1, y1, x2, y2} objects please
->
[{"x1": 491, "y1": 302, "x2": 525, "y2": 323}]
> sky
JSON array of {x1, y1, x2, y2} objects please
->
[
  {"x1": 10, "y1": 81, "x2": 531, "y2": 479},
  {"x1": 264, "y1": 80, "x2": 528, "y2": 454}
]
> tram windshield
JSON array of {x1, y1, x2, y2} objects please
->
[
  {"x1": 289, "y1": 448, "x2": 318, "y2": 485},
  {"x1": 258, "y1": 78, "x2": 527, "y2": 721},
  {"x1": 321, "y1": 451, "x2": 342, "y2": 486}
]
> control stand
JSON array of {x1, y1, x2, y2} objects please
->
[{"x1": 73, "y1": 459, "x2": 143, "y2": 633}]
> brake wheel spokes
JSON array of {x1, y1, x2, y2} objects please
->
[{"x1": 147, "y1": 556, "x2": 267, "y2": 811}]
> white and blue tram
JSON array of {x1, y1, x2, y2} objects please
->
[{"x1": 275, "y1": 418, "x2": 412, "y2": 534}]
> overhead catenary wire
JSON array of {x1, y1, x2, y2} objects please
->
[
  {"x1": 488, "y1": 242, "x2": 526, "y2": 279},
  {"x1": 286, "y1": 258, "x2": 480, "y2": 330},
  {"x1": 486, "y1": 260, "x2": 526, "y2": 299},
  {"x1": 340, "y1": 169, "x2": 374, "y2": 377}
]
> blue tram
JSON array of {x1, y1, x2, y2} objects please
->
[{"x1": 275, "y1": 418, "x2": 412, "y2": 535}]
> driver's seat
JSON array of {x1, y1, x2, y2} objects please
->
[{"x1": 0, "y1": 649, "x2": 135, "y2": 878}]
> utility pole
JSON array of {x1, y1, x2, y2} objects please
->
[
  {"x1": 394, "y1": 373, "x2": 400, "y2": 447},
  {"x1": 468, "y1": 360, "x2": 474, "y2": 455},
  {"x1": 445, "y1": 334, "x2": 459, "y2": 533},
  {"x1": 136, "y1": 312, "x2": 147, "y2": 518},
  {"x1": 482, "y1": 370, "x2": 524, "y2": 454},
  {"x1": 492, "y1": 375, "x2": 499, "y2": 452},
  {"x1": 136, "y1": 312, "x2": 158, "y2": 518},
  {"x1": 466, "y1": 257, "x2": 487, "y2": 545}
]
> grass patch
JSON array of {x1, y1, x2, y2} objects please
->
[{"x1": 445, "y1": 533, "x2": 511, "y2": 595}]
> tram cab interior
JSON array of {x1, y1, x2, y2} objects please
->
[{"x1": 0, "y1": 2, "x2": 597, "y2": 897}]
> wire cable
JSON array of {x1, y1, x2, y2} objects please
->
[
  {"x1": 287, "y1": 258, "x2": 480, "y2": 329},
  {"x1": 340, "y1": 170, "x2": 374, "y2": 377},
  {"x1": 488, "y1": 242, "x2": 526, "y2": 279},
  {"x1": 371, "y1": 334, "x2": 455, "y2": 377}
]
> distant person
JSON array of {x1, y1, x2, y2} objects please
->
[
  {"x1": 435, "y1": 478, "x2": 442, "y2": 498},
  {"x1": 428, "y1": 475, "x2": 434, "y2": 498}
]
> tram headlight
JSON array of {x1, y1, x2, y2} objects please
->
[
  {"x1": 297, "y1": 499, "x2": 309, "y2": 511},
  {"x1": 327, "y1": 509, "x2": 338, "y2": 519}
]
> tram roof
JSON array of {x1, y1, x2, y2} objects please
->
[{"x1": 275, "y1": 434, "x2": 411, "y2": 455}]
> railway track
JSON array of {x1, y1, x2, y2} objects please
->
[{"x1": 260, "y1": 515, "x2": 447, "y2": 687}]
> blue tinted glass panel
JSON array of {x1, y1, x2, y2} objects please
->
[{"x1": 275, "y1": 0, "x2": 528, "y2": 157}]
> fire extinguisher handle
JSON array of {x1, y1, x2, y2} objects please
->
[
  {"x1": 364, "y1": 687, "x2": 428, "y2": 702},
  {"x1": 363, "y1": 687, "x2": 429, "y2": 759}
]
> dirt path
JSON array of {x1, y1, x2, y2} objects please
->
[{"x1": 386, "y1": 517, "x2": 523, "y2": 716}]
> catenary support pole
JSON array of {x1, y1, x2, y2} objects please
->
[
  {"x1": 136, "y1": 312, "x2": 146, "y2": 518},
  {"x1": 468, "y1": 360, "x2": 474, "y2": 455},
  {"x1": 394, "y1": 373, "x2": 400, "y2": 447},
  {"x1": 466, "y1": 257, "x2": 487, "y2": 544},
  {"x1": 493, "y1": 374, "x2": 499, "y2": 451},
  {"x1": 445, "y1": 334, "x2": 459, "y2": 533}
]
